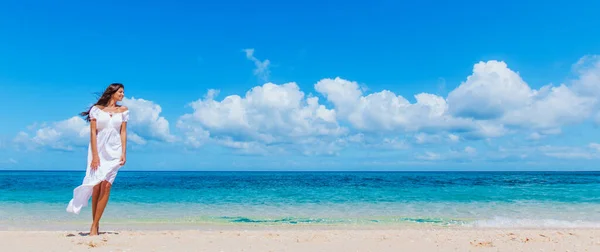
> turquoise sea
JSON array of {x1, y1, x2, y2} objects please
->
[{"x1": 1, "y1": 171, "x2": 600, "y2": 230}]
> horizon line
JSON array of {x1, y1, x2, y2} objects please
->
[{"x1": 1, "y1": 169, "x2": 598, "y2": 173}]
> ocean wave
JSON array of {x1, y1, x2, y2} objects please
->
[{"x1": 468, "y1": 217, "x2": 600, "y2": 228}]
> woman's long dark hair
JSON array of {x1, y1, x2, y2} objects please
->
[{"x1": 80, "y1": 83, "x2": 125, "y2": 122}]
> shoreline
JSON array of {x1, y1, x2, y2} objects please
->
[
  {"x1": 2, "y1": 227, "x2": 599, "y2": 251},
  {"x1": 4, "y1": 216, "x2": 600, "y2": 231},
  {"x1": 5, "y1": 221, "x2": 600, "y2": 231}
]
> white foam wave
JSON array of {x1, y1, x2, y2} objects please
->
[{"x1": 469, "y1": 217, "x2": 600, "y2": 228}]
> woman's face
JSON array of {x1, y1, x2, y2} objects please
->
[{"x1": 112, "y1": 87, "x2": 125, "y2": 101}]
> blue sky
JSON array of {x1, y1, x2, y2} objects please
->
[{"x1": 1, "y1": 0, "x2": 599, "y2": 171}]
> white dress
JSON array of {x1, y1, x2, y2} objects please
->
[{"x1": 66, "y1": 106, "x2": 129, "y2": 214}]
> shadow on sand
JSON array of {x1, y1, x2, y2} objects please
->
[{"x1": 65, "y1": 231, "x2": 120, "y2": 237}]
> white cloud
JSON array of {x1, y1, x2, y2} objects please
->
[
  {"x1": 313, "y1": 77, "x2": 364, "y2": 117},
  {"x1": 527, "y1": 132, "x2": 542, "y2": 141},
  {"x1": 344, "y1": 134, "x2": 409, "y2": 151},
  {"x1": 12, "y1": 55, "x2": 600, "y2": 163},
  {"x1": 463, "y1": 121, "x2": 509, "y2": 140},
  {"x1": 527, "y1": 128, "x2": 562, "y2": 141},
  {"x1": 14, "y1": 116, "x2": 89, "y2": 151},
  {"x1": 0, "y1": 158, "x2": 18, "y2": 165},
  {"x1": 122, "y1": 97, "x2": 177, "y2": 143},
  {"x1": 175, "y1": 55, "x2": 600, "y2": 159},
  {"x1": 243, "y1": 48, "x2": 271, "y2": 81},
  {"x1": 571, "y1": 55, "x2": 600, "y2": 127},
  {"x1": 416, "y1": 146, "x2": 477, "y2": 162},
  {"x1": 589, "y1": 143, "x2": 600, "y2": 152},
  {"x1": 539, "y1": 145, "x2": 599, "y2": 160},
  {"x1": 414, "y1": 133, "x2": 462, "y2": 145},
  {"x1": 544, "y1": 152, "x2": 595, "y2": 159},
  {"x1": 417, "y1": 151, "x2": 442, "y2": 161},
  {"x1": 486, "y1": 146, "x2": 532, "y2": 162},
  {"x1": 465, "y1": 146, "x2": 477, "y2": 154},
  {"x1": 480, "y1": 144, "x2": 600, "y2": 162},
  {"x1": 127, "y1": 133, "x2": 147, "y2": 145},
  {"x1": 414, "y1": 133, "x2": 441, "y2": 144},
  {"x1": 447, "y1": 60, "x2": 533, "y2": 120},
  {"x1": 177, "y1": 82, "x2": 346, "y2": 153},
  {"x1": 572, "y1": 55, "x2": 600, "y2": 97},
  {"x1": 448, "y1": 134, "x2": 460, "y2": 142},
  {"x1": 447, "y1": 59, "x2": 598, "y2": 132},
  {"x1": 501, "y1": 84, "x2": 596, "y2": 129},
  {"x1": 314, "y1": 77, "x2": 479, "y2": 135},
  {"x1": 14, "y1": 97, "x2": 174, "y2": 151},
  {"x1": 315, "y1": 77, "x2": 527, "y2": 142}
]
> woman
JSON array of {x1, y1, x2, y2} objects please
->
[{"x1": 66, "y1": 83, "x2": 129, "y2": 236}]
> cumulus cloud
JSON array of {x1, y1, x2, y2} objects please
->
[
  {"x1": 501, "y1": 84, "x2": 595, "y2": 129},
  {"x1": 312, "y1": 56, "x2": 599, "y2": 143},
  {"x1": 176, "y1": 82, "x2": 346, "y2": 153},
  {"x1": 122, "y1": 97, "x2": 177, "y2": 143},
  {"x1": 447, "y1": 59, "x2": 598, "y2": 131},
  {"x1": 173, "y1": 54, "x2": 600, "y2": 160},
  {"x1": 314, "y1": 77, "x2": 518, "y2": 142},
  {"x1": 314, "y1": 77, "x2": 478, "y2": 134},
  {"x1": 13, "y1": 54, "x2": 600, "y2": 163},
  {"x1": 243, "y1": 48, "x2": 271, "y2": 81},
  {"x1": 13, "y1": 116, "x2": 89, "y2": 151},
  {"x1": 572, "y1": 55, "x2": 600, "y2": 97},
  {"x1": 570, "y1": 55, "x2": 600, "y2": 127},
  {"x1": 447, "y1": 60, "x2": 533, "y2": 120},
  {"x1": 14, "y1": 97, "x2": 174, "y2": 151}
]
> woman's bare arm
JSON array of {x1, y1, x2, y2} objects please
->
[
  {"x1": 120, "y1": 106, "x2": 128, "y2": 165},
  {"x1": 90, "y1": 116, "x2": 100, "y2": 170}
]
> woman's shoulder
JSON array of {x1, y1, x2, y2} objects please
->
[
  {"x1": 91, "y1": 105, "x2": 103, "y2": 112},
  {"x1": 92, "y1": 105, "x2": 128, "y2": 112}
]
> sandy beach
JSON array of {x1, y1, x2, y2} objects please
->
[
  {"x1": 4, "y1": 171, "x2": 600, "y2": 251},
  {"x1": 2, "y1": 227, "x2": 599, "y2": 251}
]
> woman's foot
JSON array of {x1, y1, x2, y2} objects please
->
[{"x1": 90, "y1": 224, "x2": 99, "y2": 236}]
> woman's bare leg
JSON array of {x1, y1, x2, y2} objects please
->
[
  {"x1": 90, "y1": 181, "x2": 112, "y2": 236},
  {"x1": 90, "y1": 184, "x2": 101, "y2": 235}
]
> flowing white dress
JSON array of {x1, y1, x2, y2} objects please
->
[{"x1": 66, "y1": 106, "x2": 129, "y2": 214}]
